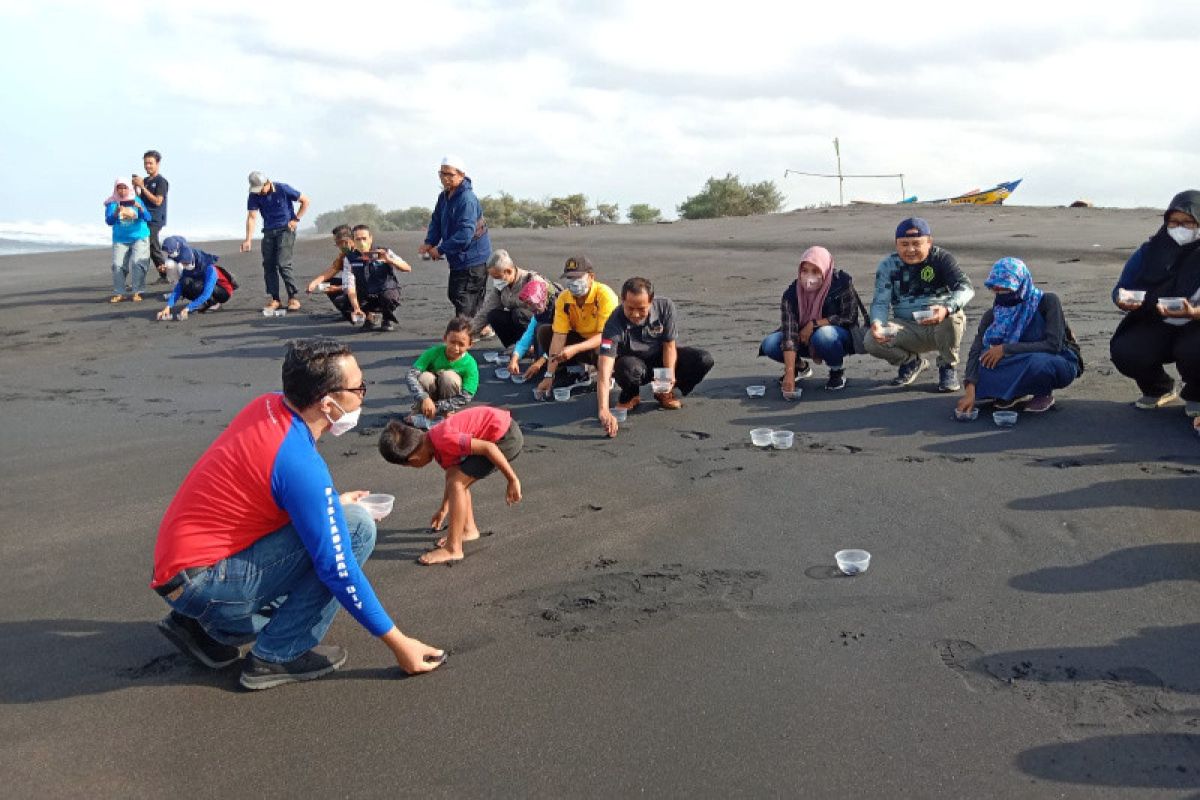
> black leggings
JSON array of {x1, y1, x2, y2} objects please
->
[
  {"x1": 1110, "y1": 316, "x2": 1200, "y2": 401},
  {"x1": 612, "y1": 347, "x2": 715, "y2": 402}
]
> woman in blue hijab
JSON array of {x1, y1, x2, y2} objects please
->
[{"x1": 956, "y1": 257, "x2": 1081, "y2": 416}]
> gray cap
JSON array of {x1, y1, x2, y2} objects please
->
[{"x1": 248, "y1": 171, "x2": 269, "y2": 191}]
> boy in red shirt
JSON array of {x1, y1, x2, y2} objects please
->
[{"x1": 379, "y1": 405, "x2": 523, "y2": 565}]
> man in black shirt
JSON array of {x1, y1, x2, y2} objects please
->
[
  {"x1": 134, "y1": 150, "x2": 170, "y2": 283},
  {"x1": 596, "y1": 276, "x2": 714, "y2": 438}
]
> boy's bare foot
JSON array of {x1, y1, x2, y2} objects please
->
[
  {"x1": 435, "y1": 528, "x2": 481, "y2": 548},
  {"x1": 417, "y1": 547, "x2": 463, "y2": 566}
]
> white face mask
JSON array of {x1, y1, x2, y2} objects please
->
[
  {"x1": 1167, "y1": 226, "x2": 1200, "y2": 246},
  {"x1": 491, "y1": 277, "x2": 509, "y2": 290},
  {"x1": 801, "y1": 276, "x2": 822, "y2": 291},
  {"x1": 323, "y1": 397, "x2": 361, "y2": 436},
  {"x1": 566, "y1": 278, "x2": 590, "y2": 296}
]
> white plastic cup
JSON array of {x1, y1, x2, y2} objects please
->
[
  {"x1": 351, "y1": 312, "x2": 366, "y2": 325},
  {"x1": 274, "y1": 309, "x2": 287, "y2": 317},
  {"x1": 746, "y1": 385, "x2": 767, "y2": 397},
  {"x1": 357, "y1": 493, "x2": 395, "y2": 521},
  {"x1": 612, "y1": 407, "x2": 628, "y2": 423},
  {"x1": 553, "y1": 387, "x2": 571, "y2": 402},
  {"x1": 771, "y1": 430, "x2": 795, "y2": 449},
  {"x1": 835, "y1": 549, "x2": 871, "y2": 575},
  {"x1": 750, "y1": 428, "x2": 773, "y2": 447},
  {"x1": 262, "y1": 308, "x2": 275, "y2": 317}
]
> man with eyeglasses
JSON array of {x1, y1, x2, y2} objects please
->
[
  {"x1": 151, "y1": 338, "x2": 443, "y2": 689},
  {"x1": 240, "y1": 170, "x2": 311, "y2": 314},
  {"x1": 419, "y1": 155, "x2": 492, "y2": 320}
]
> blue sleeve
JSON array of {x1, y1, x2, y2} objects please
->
[
  {"x1": 1113, "y1": 245, "x2": 1145, "y2": 304},
  {"x1": 168, "y1": 282, "x2": 183, "y2": 306},
  {"x1": 185, "y1": 266, "x2": 219, "y2": 312},
  {"x1": 105, "y1": 202, "x2": 119, "y2": 226},
  {"x1": 281, "y1": 183, "x2": 302, "y2": 202},
  {"x1": 514, "y1": 315, "x2": 538, "y2": 358},
  {"x1": 439, "y1": 196, "x2": 480, "y2": 257},
  {"x1": 246, "y1": 193, "x2": 259, "y2": 212},
  {"x1": 869, "y1": 256, "x2": 895, "y2": 324},
  {"x1": 269, "y1": 428, "x2": 394, "y2": 636},
  {"x1": 424, "y1": 197, "x2": 443, "y2": 247},
  {"x1": 135, "y1": 198, "x2": 152, "y2": 222}
]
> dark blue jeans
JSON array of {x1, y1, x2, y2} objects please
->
[
  {"x1": 760, "y1": 326, "x2": 853, "y2": 369},
  {"x1": 261, "y1": 227, "x2": 298, "y2": 301},
  {"x1": 163, "y1": 503, "x2": 377, "y2": 663}
]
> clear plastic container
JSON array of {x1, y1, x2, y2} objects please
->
[
  {"x1": 651, "y1": 380, "x2": 672, "y2": 393},
  {"x1": 750, "y1": 428, "x2": 773, "y2": 446},
  {"x1": 782, "y1": 389, "x2": 801, "y2": 401},
  {"x1": 1159, "y1": 297, "x2": 1187, "y2": 311},
  {"x1": 771, "y1": 430, "x2": 795, "y2": 449},
  {"x1": 553, "y1": 387, "x2": 571, "y2": 401},
  {"x1": 510, "y1": 374, "x2": 527, "y2": 384},
  {"x1": 954, "y1": 407, "x2": 979, "y2": 422},
  {"x1": 653, "y1": 367, "x2": 672, "y2": 382},
  {"x1": 484, "y1": 351, "x2": 501, "y2": 363},
  {"x1": 746, "y1": 385, "x2": 767, "y2": 397},
  {"x1": 357, "y1": 493, "x2": 395, "y2": 520},
  {"x1": 993, "y1": 410, "x2": 1018, "y2": 427},
  {"x1": 612, "y1": 408, "x2": 628, "y2": 423},
  {"x1": 495, "y1": 368, "x2": 511, "y2": 380},
  {"x1": 835, "y1": 549, "x2": 871, "y2": 575},
  {"x1": 912, "y1": 309, "x2": 935, "y2": 322},
  {"x1": 1118, "y1": 289, "x2": 1146, "y2": 303}
]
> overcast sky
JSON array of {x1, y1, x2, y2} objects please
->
[{"x1": 2, "y1": 0, "x2": 1197, "y2": 242}]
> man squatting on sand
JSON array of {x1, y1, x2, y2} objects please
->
[
  {"x1": 241, "y1": 171, "x2": 310, "y2": 313},
  {"x1": 865, "y1": 217, "x2": 975, "y2": 392},
  {"x1": 534, "y1": 255, "x2": 620, "y2": 400},
  {"x1": 152, "y1": 339, "x2": 443, "y2": 689},
  {"x1": 597, "y1": 276, "x2": 715, "y2": 437}
]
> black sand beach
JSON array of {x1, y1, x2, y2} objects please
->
[{"x1": 2, "y1": 205, "x2": 1198, "y2": 797}]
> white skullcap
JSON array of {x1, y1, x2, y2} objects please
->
[{"x1": 440, "y1": 155, "x2": 467, "y2": 175}]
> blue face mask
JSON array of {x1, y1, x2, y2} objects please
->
[
  {"x1": 565, "y1": 278, "x2": 590, "y2": 296},
  {"x1": 993, "y1": 292, "x2": 1022, "y2": 307}
]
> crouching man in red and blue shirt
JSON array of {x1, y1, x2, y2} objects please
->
[{"x1": 151, "y1": 338, "x2": 443, "y2": 690}]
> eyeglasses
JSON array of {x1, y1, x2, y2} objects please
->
[
  {"x1": 335, "y1": 382, "x2": 367, "y2": 398},
  {"x1": 437, "y1": 170, "x2": 458, "y2": 178}
]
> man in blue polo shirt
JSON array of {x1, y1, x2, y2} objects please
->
[{"x1": 240, "y1": 170, "x2": 311, "y2": 312}]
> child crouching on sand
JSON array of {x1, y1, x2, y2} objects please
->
[
  {"x1": 405, "y1": 317, "x2": 480, "y2": 426},
  {"x1": 379, "y1": 406, "x2": 523, "y2": 565}
]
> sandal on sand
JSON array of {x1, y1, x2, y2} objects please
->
[
  {"x1": 287, "y1": 297, "x2": 302, "y2": 311},
  {"x1": 263, "y1": 299, "x2": 281, "y2": 312},
  {"x1": 109, "y1": 294, "x2": 124, "y2": 303}
]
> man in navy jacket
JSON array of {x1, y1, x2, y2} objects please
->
[{"x1": 419, "y1": 155, "x2": 492, "y2": 319}]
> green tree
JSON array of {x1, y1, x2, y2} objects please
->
[
  {"x1": 313, "y1": 203, "x2": 395, "y2": 232},
  {"x1": 593, "y1": 202, "x2": 620, "y2": 224},
  {"x1": 383, "y1": 206, "x2": 432, "y2": 231},
  {"x1": 626, "y1": 203, "x2": 662, "y2": 224},
  {"x1": 677, "y1": 173, "x2": 785, "y2": 219},
  {"x1": 550, "y1": 193, "x2": 589, "y2": 226}
]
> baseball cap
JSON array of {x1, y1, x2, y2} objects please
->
[
  {"x1": 895, "y1": 217, "x2": 932, "y2": 238},
  {"x1": 248, "y1": 171, "x2": 270, "y2": 192},
  {"x1": 561, "y1": 255, "x2": 595, "y2": 279}
]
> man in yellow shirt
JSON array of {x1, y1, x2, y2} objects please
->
[{"x1": 534, "y1": 255, "x2": 619, "y2": 399}]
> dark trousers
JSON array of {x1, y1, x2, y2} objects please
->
[
  {"x1": 362, "y1": 288, "x2": 401, "y2": 322},
  {"x1": 1110, "y1": 316, "x2": 1200, "y2": 401},
  {"x1": 535, "y1": 326, "x2": 599, "y2": 368},
  {"x1": 487, "y1": 306, "x2": 534, "y2": 346},
  {"x1": 261, "y1": 227, "x2": 298, "y2": 301},
  {"x1": 448, "y1": 264, "x2": 487, "y2": 317},
  {"x1": 612, "y1": 346, "x2": 715, "y2": 402},
  {"x1": 148, "y1": 223, "x2": 165, "y2": 270}
]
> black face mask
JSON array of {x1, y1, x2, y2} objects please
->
[{"x1": 993, "y1": 292, "x2": 1022, "y2": 307}]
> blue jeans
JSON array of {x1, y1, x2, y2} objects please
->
[
  {"x1": 164, "y1": 504, "x2": 377, "y2": 663},
  {"x1": 760, "y1": 326, "x2": 853, "y2": 369},
  {"x1": 112, "y1": 238, "x2": 150, "y2": 294}
]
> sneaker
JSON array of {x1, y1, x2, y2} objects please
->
[
  {"x1": 655, "y1": 390, "x2": 682, "y2": 410},
  {"x1": 109, "y1": 294, "x2": 124, "y2": 303},
  {"x1": 794, "y1": 359, "x2": 814, "y2": 380},
  {"x1": 476, "y1": 325, "x2": 496, "y2": 340},
  {"x1": 239, "y1": 645, "x2": 347, "y2": 691},
  {"x1": 286, "y1": 297, "x2": 302, "y2": 311},
  {"x1": 157, "y1": 611, "x2": 241, "y2": 669},
  {"x1": 1186, "y1": 400, "x2": 1200, "y2": 418},
  {"x1": 891, "y1": 357, "x2": 927, "y2": 387},
  {"x1": 825, "y1": 369, "x2": 847, "y2": 391},
  {"x1": 937, "y1": 365, "x2": 960, "y2": 393},
  {"x1": 381, "y1": 320, "x2": 395, "y2": 332},
  {"x1": 1025, "y1": 394, "x2": 1055, "y2": 413},
  {"x1": 1135, "y1": 385, "x2": 1179, "y2": 409},
  {"x1": 360, "y1": 319, "x2": 376, "y2": 332},
  {"x1": 994, "y1": 396, "x2": 1032, "y2": 410},
  {"x1": 207, "y1": 302, "x2": 222, "y2": 312}
]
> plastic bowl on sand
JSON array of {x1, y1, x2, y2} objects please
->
[
  {"x1": 357, "y1": 493, "x2": 395, "y2": 520},
  {"x1": 484, "y1": 351, "x2": 501, "y2": 363},
  {"x1": 954, "y1": 407, "x2": 979, "y2": 422},
  {"x1": 993, "y1": 410, "x2": 1018, "y2": 427},
  {"x1": 746, "y1": 385, "x2": 767, "y2": 397},
  {"x1": 771, "y1": 430, "x2": 795, "y2": 449},
  {"x1": 782, "y1": 389, "x2": 802, "y2": 402},
  {"x1": 511, "y1": 374, "x2": 527, "y2": 384},
  {"x1": 553, "y1": 387, "x2": 571, "y2": 402},
  {"x1": 612, "y1": 407, "x2": 628, "y2": 423},
  {"x1": 835, "y1": 549, "x2": 871, "y2": 576},
  {"x1": 495, "y1": 368, "x2": 511, "y2": 380},
  {"x1": 750, "y1": 428, "x2": 773, "y2": 447}
]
